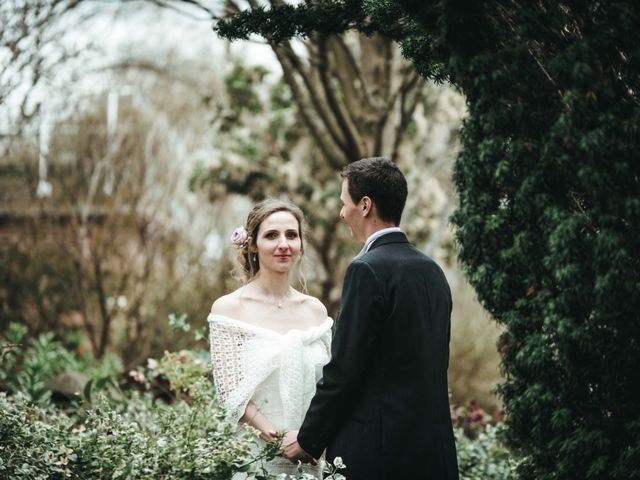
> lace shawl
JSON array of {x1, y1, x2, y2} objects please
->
[{"x1": 208, "y1": 314, "x2": 333, "y2": 426}]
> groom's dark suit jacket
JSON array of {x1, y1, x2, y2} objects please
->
[{"x1": 297, "y1": 232, "x2": 459, "y2": 479}]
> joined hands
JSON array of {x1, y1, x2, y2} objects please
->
[{"x1": 281, "y1": 430, "x2": 317, "y2": 465}]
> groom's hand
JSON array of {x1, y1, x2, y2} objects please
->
[{"x1": 282, "y1": 430, "x2": 317, "y2": 465}]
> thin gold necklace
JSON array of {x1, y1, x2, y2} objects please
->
[{"x1": 260, "y1": 286, "x2": 292, "y2": 309}]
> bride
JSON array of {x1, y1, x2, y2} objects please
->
[{"x1": 208, "y1": 199, "x2": 332, "y2": 479}]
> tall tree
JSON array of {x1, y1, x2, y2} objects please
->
[
  {"x1": 215, "y1": 1, "x2": 640, "y2": 479},
  {"x1": 186, "y1": 0, "x2": 463, "y2": 314}
]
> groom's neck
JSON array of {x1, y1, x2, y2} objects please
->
[{"x1": 360, "y1": 220, "x2": 398, "y2": 244}]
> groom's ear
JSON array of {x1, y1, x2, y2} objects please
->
[{"x1": 361, "y1": 196, "x2": 373, "y2": 217}]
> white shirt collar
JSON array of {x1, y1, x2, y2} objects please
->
[{"x1": 358, "y1": 227, "x2": 403, "y2": 257}]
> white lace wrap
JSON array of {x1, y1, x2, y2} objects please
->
[{"x1": 208, "y1": 314, "x2": 333, "y2": 428}]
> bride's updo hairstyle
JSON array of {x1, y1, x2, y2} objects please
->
[{"x1": 237, "y1": 198, "x2": 307, "y2": 284}]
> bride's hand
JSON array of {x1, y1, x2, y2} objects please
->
[
  {"x1": 282, "y1": 430, "x2": 317, "y2": 465},
  {"x1": 260, "y1": 429, "x2": 279, "y2": 442}
]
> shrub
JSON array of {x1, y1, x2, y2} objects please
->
[
  {"x1": 1, "y1": 317, "x2": 516, "y2": 478},
  {"x1": 0, "y1": 393, "x2": 72, "y2": 478},
  {"x1": 0, "y1": 323, "x2": 122, "y2": 406},
  {"x1": 456, "y1": 424, "x2": 518, "y2": 480},
  {"x1": 0, "y1": 340, "x2": 349, "y2": 480},
  {"x1": 0, "y1": 389, "x2": 516, "y2": 480},
  {"x1": 0, "y1": 387, "x2": 276, "y2": 479},
  {"x1": 451, "y1": 400, "x2": 504, "y2": 440},
  {"x1": 451, "y1": 400, "x2": 518, "y2": 479}
]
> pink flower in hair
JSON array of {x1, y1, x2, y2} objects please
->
[{"x1": 230, "y1": 226, "x2": 248, "y2": 246}]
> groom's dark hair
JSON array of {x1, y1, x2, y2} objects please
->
[{"x1": 341, "y1": 157, "x2": 408, "y2": 225}]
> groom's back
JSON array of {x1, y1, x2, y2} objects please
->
[
  {"x1": 364, "y1": 240, "x2": 452, "y2": 385},
  {"x1": 354, "y1": 236, "x2": 458, "y2": 478}
]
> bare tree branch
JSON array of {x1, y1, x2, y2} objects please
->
[
  {"x1": 276, "y1": 41, "x2": 348, "y2": 154},
  {"x1": 332, "y1": 35, "x2": 375, "y2": 111},
  {"x1": 135, "y1": 0, "x2": 220, "y2": 21},
  {"x1": 317, "y1": 34, "x2": 368, "y2": 160},
  {"x1": 391, "y1": 75, "x2": 426, "y2": 161},
  {"x1": 270, "y1": 43, "x2": 347, "y2": 168}
]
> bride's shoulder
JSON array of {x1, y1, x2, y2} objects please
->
[
  {"x1": 210, "y1": 290, "x2": 243, "y2": 317},
  {"x1": 296, "y1": 292, "x2": 329, "y2": 323}
]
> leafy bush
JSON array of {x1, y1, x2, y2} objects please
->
[
  {"x1": 456, "y1": 425, "x2": 519, "y2": 480},
  {"x1": 0, "y1": 387, "x2": 277, "y2": 479},
  {"x1": 0, "y1": 389, "x2": 515, "y2": 480},
  {"x1": 1, "y1": 317, "x2": 516, "y2": 478},
  {"x1": 0, "y1": 341, "x2": 283, "y2": 480},
  {"x1": 450, "y1": 400, "x2": 518, "y2": 479},
  {"x1": 0, "y1": 323, "x2": 122, "y2": 406},
  {"x1": 0, "y1": 392, "x2": 75, "y2": 479},
  {"x1": 0, "y1": 336, "x2": 349, "y2": 480},
  {"x1": 127, "y1": 350, "x2": 208, "y2": 400},
  {"x1": 451, "y1": 399, "x2": 504, "y2": 440}
]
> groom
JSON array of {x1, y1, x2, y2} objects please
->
[{"x1": 283, "y1": 157, "x2": 459, "y2": 479}]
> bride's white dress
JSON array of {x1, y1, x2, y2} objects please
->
[{"x1": 208, "y1": 314, "x2": 333, "y2": 479}]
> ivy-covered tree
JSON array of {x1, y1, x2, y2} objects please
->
[{"x1": 214, "y1": 1, "x2": 640, "y2": 479}]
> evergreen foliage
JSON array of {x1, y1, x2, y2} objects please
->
[{"x1": 216, "y1": 2, "x2": 640, "y2": 478}]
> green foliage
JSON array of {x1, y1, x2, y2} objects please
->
[
  {"x1": 168, "y1": 312, "x2": 191, "y2": 333},
  {"x1": 0, "y1": 387, "x2": 277, "y2": 479},
  {"x1": 0, "y1": 393, "x2": 75, "y2": 479},
  {"x1": 1, "y1": 313, "x2": 515, "y2": 478},
  {"x1": 0, "y1": 323, "x2": 123, "y2": 406},
  {"x1": 0, "y1": 328, "x2": 276, "y2": 479},
  {"x1": 157, "y1": 350, "x2": 210, "y2": 396},
  {"x1": 215, "y1": 1, "x2": 640, "y2": 479},
  {"x1": 455, "y1": 425, "x2": 518, "y2": 480},
  {"x1": 223, "y1": 63, "x2": 270, "y2": 119},
  {"x1": 447, "y1": 5, "x2": 640, "y2": 479},
  {"x1": 0, "y1": 389, "x2": 516, "y2": 480},
  {"x1": 13, "y1": 332, "x2": 82, "y2": 405},
  {"x1": 215, "y1": 1, "x2": 368, "y2": 43},
  {"x1": 0, "y1": 337, "x2": 356, "y2": 480},
  {"x1": 450, "y1": 401, "x2": 517, "y2": 479}
]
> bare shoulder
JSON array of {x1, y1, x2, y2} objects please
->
[
  {"x1": 298, "y1": 293, "x2": 328, "y2": 324},
  {"x1": 210, "y1": 289, "x2": 243, "y2": 317}
]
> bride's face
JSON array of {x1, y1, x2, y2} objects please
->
[{"x1": 253, "y1": 211, "x2": 302, "y2": 273}]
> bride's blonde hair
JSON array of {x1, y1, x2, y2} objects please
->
[{"x1": 236, "y1": 198, "x2": 307, "y2": 290}]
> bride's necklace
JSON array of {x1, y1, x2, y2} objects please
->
[{"x1": 262, "y1": 286, "x2": 292, "y2": 309}]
